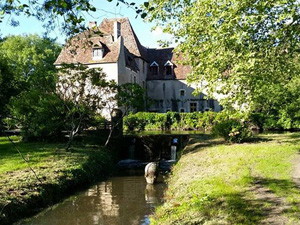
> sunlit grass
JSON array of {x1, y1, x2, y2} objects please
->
[
  {"x1": 0, "y1": 136, "x2": 62, "y2": 173},
  {"x1": 152, "y1": 133, "x2": 300, "y2": 224}
]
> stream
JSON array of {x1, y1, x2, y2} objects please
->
[{"x1": 20, "y1": 171, "x2": 167, "y2": 225}]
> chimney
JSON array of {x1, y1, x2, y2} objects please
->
[
  {"x1": 89, "y1": 21, "x2": 97, "y2": 29},
  {"x1": 114, "y1": 21, "x2": 121, "y2": 41}
]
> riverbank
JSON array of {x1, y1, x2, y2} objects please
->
[
  {"x1": 0, "y1": 136, "x2": 114, "y2": 225},
  {"x1": 151, "y1": 133, "x2": 300, "y2": 224}
]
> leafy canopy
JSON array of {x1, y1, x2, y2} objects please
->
[
  {"x1": 0, "y1": 35, "x2": 61, "y2": 131},
  {"x1": 145, "y1": 0, "x2": 300, "y2": 127},
  {"x1": 0, "y1": 0, "x2": 147, "y2": 36}
]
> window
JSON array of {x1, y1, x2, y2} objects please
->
[
  {"x1": 190, "y1": 102, "x2": 197, "y2": 112},
  {"x1": 92, "y1": 48, "x2": 103, "y2": 59},
  {"x1": 179, "y1": 89, "x2": 186, "y2": 97},
  {"x1": 133, "y1": 76, "x2": 136, "y2": 84},
  {"x1": 164, "y1": 60, "x2": 173, "y2": 76},
  {"x1": 165, "y1": 65, "x2": 172, "y2": 75},
  {"x1": 150, "y1": 61, "x2": 159, "y2": 76},
  {"x1": 150, "y1": 66, "x2": 158, "y2": 75},
  {"x1": 180, "y1": 108, "x2": 185, "y2": 113},
  {"x1": 142, "y1": 81, "x2": 145, "y2": 89}
]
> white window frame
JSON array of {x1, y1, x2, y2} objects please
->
[
  {"x1": 164, "y1": 60, "x2": 173, "y2": 66},
  {"x1": 164, "y1": 60, "x2": 173, "y2": 76},
  {"x1": 150, "y1": 61, "x2": 159, "y2": 67},
  {"x1": 150, "y1": 62, "x2": 159, "y2": 76},
  {"x1": 92, "y1": 48, "x2": 103, "y2": 60}
]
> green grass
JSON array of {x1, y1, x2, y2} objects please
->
[
  {"x1": 151, "y1": 133, "x2": 300, "y2": 225},
  {"x1": 0, "y1": 136, "x2": 113, "y2": 225},
  {"x1": 0, "y1": 136, "x2": 61, "y2": 173}
]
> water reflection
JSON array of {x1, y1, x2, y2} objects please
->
[{"x1": 22, "y1": 175, "x2": 166, "y2": 225}]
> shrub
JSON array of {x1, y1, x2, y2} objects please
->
[
  {"x1": 123, "y1": 111, "x2": 218, "y2": 131},
  {"x1": 9, "y1": 91, "x2": 66, "y2": 140},
  {"x1": 212, "y1": 112, "x2": 252, "y2": 143}
]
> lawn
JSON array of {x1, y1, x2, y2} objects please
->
[
  {"x1": 151, "y1": 133, "x2": 300, "y2": 225},
  {"x1": 0, "y1": 136, "x2": 113, "y2": 225}
]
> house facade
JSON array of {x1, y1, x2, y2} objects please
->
[{"x1": 54, "y1": 18, "x2": 222, "y2": 114}]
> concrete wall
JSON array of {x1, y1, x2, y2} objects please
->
[
  {"x1": 135, "y1": 58, "x2": 147, "y2": 88},
  {"x1": 146, "y1": 80, "x2": 222, "y2": 113}
]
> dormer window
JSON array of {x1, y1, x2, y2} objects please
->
[
  {"x1": 164, "y1": 60, "x2": 173, "y2": 76},
  {"x1": 150, "y1": 61, "x2": 159, "y2": 76},
  {"x1": 92, "y1": 48, "x2": 103, "y2": 60}
]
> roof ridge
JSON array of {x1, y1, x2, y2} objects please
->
[{"x1": 148, "y1": 47, "x2": 174, "y2": 50}]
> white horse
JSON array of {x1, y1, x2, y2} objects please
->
[{"x1": 144, "y1": 162, "x2": 158, "y2": 184}]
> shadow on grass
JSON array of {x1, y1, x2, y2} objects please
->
[
  {"x1": 249, "y1": 176, "x2": 300, "y2": 220},
  {"x1": 252, "y1": 176, "x2": 300, "y2": 199},
  {"x1": 183, "y1": 134, "x2": 224, "y2": 154},
  {"x1": 244, "y1": 136, "x2": 273, "y2": 144},
  {"x1": 283, "y1": 133, "x2": 300, "y2": 145},
  {"x1": 176, "y1": 190, "x2": 265, "y2": 224},
  {"x1": 184, "y1": 176, "x2": 300, "y2": 224}
]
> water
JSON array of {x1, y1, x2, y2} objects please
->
[{"x1": 21, "y1": 173, "x2": 166, "y2": 225}]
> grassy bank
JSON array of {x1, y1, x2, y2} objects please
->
[
  {"x1": 0, "y1": 136, "x2": 114, "y2": 225},
  {"x1": 151, "y1": 133, "x2": 300, "y2": 224}
]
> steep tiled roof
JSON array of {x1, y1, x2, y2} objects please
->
[
  {"x1": 99, "y1": 18, "x2": 148, "y2": 60},
  {"x1": 54, "y1": 17, "x2": 191, "y2": 80},
  {"x1": 54, "y1": 32, "x2": 120, "y2": 65},
  {"x1": 147, "y1": 48, "x2": 191, "y2": 80}
]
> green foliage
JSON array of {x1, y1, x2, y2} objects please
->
[
  {"x1": 116, "y1": 83, "x2": 149, "y2": 114},
  {"x1": 10, "y1": 91, "x2": 66, "y2": 140},
  {"x1": 0, "y1": 35, "x2": 60, "y2": 91},
  {"x1": 0, "y1": 55, "x2": 16, "y2": 127},
  {"x1": 124, "y1": 111, "x2": 219, "y2": 131},
  {"x1": 0, "y1": 0, "x2": 145, "y2": 36},
  {"x1": 146, "y1": 0, "x2": 300, "y2": 130},
  {"x1": 57, "y1": 63, "x2": 117, "y2": 149},
  {"x1": 212, "y1": 111, "x2": 251, "y2": 143},
  {"x1": 0, "y1": 35, "x2": 61, "y2": 133},
  {"x1": 124, "y1": 111, "x2": 251, "y2": 143}
]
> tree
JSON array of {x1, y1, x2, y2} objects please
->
[
  {"x1": 145, "y1": 0, "x2": 300, "y2": 128},
  {"x1": 0, "y1": 0, "x2": 145, "y2": 37},
  {"x1": 102, "y1": 83, "x2": 151, "y2": 146},
  {"x1": 0, "y1": 35, "x2": 61, "y2": 132},
  {"x1": 117, "y1": 83, "x2": 150, "y2": 115},
  {"x1": 57, "y1": 63, "x2": 117, "y2": 150},
  {"x1": 9, "y1": 90, "x2": 66, "y2": 140},
  {"x1": 0, "y1": 55, "x2": 16, "y2": 131},
  {"x1": 0, "y1": 35, "x2": 61, "y2": 91}
]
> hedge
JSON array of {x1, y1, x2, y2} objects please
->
[{"x1": 123, "y1": 111, "x2": 218, "y2": 131}]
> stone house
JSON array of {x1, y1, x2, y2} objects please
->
[{"x1": 54, "y1": 18, "x2": 222, "y2": 114}]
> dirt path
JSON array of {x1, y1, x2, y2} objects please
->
[
  {"x1": 248, "y1": 182, "x2": 289, "y2": 225},
  {"x1": 248, "y1": 153, "x2": 300, "y2": 225},
  {"x1": 292, "y1": 153, "x2": 300, "y2": 189}
]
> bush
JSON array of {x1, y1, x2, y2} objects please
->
[
  {"x1": 212, "y1": 112, "x2": 252, "y2": 143},
  {"x1": 123, "y1": 111, "x2": 218, "y2": 131},
  {"x1": 9, "y1": 91, "x2": 66, "y2": 140}
]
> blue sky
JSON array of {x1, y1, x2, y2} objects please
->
[{"x1": 0, "y1": 0, "x2": 173, "y2": 48}]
